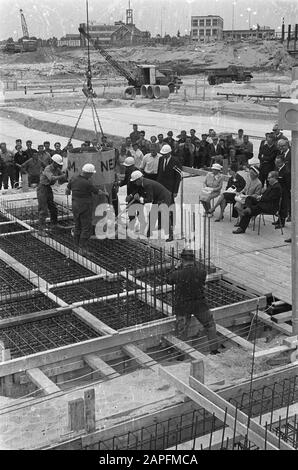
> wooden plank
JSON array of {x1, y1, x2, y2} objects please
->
[
  {"x1": 188, "y1": 376, "x2": 294, "y2": 450},
  {"x1": 0, "y1": 307, "x2": 71, "y2": 329},
  {"x1": 26, "y1": 367, "x2": 60, "y2": 395},
  {"x1": 122, "y1": 343, "x2": 159, "y2": 372},
  {"x1": 84, "y1": 389, "x2": 96, "y2": 433},
  {"x1": 46, "y1": 362, "x2": 298, "y2": 450},
  {"x1": 0, "y1": 317, "x2": 175, "y2": 378},
  {"x1": 272, "y1": 311, "x2": 292, "y2": 323},
  {"x1": 72, "y1": 306, "x2": 115, "y2": 336},
  {"x1": 84, "y1": 354, "x2": 120, "y2": 379},
  {"x1": 68, "y1": 398, "x2": 85, "y2": 432},
  {"x1": 254, "y1": 345, "x2": 292, "y2": 359},
  {"x1": 216, "y1": 324, "x2": 261, "y2": 352},
  {"x1": 0, "y1": 289, "x2": 39, "y2": 304},
  {"x1": 255, "y1": 311, "x2": 293, "y2": 335},
  {"x1": 171, "y1": 402, "x2": 298, "y2": 450},
  {"x1": 159, "y1": 367, "x2": 279, "y2": 450},
  {"x1": 163, "y1": 334, "x2": 206, "y2": 360},
  {"x1": 212, "y1": 296, "x2": 267, "y2": 322}
]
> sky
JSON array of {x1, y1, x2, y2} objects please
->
[{"x1": 0, "y1": 0, "x2": 297, "y2": 40}]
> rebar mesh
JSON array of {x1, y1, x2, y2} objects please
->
[
  {"x1": 0, "y1": 293, "x2": 57, "y2": 319},
  {"x1": 0, "y1": 222, "x2": 27, "y2": 234},
  {"x1": 0, "y1": 259, "x2": 34, "y2": 296},
  {"x1": 51, "y1": 278, "x2": 137, "y2": 303},
  {"x1": 0, "y1": 311, "x2": 100, "y2": 358},
  {"x1": 85, "y1": 296, "x2": 164, "y2": 330},
  {"x1": 157, "y1": 279, "x2": 250, "y2": 309},
  {"x1": 0, "y1": 233, "x2": 94, "y2": 283},
  {"x1": 81, "y1": 374, "x2": 298, "y2": 450}
]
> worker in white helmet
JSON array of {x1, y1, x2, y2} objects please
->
[
  {"x1": 66, "y1": 163, "x2": 108, "y2": 254},
  {"x1": 37, "y1": 154, "x2": 68, "y2": 236}
]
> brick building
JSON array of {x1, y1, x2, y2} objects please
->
[{"x1": 191, "y1": 15, "x2": 224, "y2": 42}]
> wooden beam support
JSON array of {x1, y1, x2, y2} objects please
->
[
  {"x1": 122, "y1": 344, "x2": 159, "y2": 372},
  {"x1": 162, "y1": 334, "x2": 206, "y2": 360},
  {"x1": 272, "y1": 311, "x2": 292, "y2": 323},
  {"x1": 84, "y1": 354, "x2": 120, "y2": 379},
  {"x1": 188, "y1": 375, "x2": 294, "y2": 451},
  {"x1": 26, "y1": 367, "x2": 60, "y2": 395},
  {"x1": 0, "y1": 317, "x2": 175, "y2": 378},
  {"x1": 216, "y1": 324, "x2": 261, "y2": 352},
  {"x1": 0, "y1": 307, "x2": 72, "y2": 329},
  {"x1": 253, "y1": 311, "x2": 292, "y2": 335},
  {"x1": 159, "y1": 367, "x2": 293, "y2": 450}
]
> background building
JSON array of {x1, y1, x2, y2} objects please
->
[
  {"x1": 223, "y1": 26, "x2": 275, "y2": 41},
  {"x1": 79, "y1": 6, "x2": 150, "y2": 47},
  {"x1": 191, "y1": 15, "x2": 224, "y2": 42}
]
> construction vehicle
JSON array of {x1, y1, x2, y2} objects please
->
[
  {"x1": 4, "y1": 9, "x2": 37, "y2": 53},
  {"x1": 79, "y1": 26, "x2": 182, "y2": 99},
  {"x1": 207, "y1": 66, "x2": 253, "y2": 85}
]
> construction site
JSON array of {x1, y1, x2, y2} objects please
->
[{"x1": 0, "y1": 0, "x2": 298, "y2": 455}]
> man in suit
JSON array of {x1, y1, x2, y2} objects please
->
[
  {"x1": 258, "y1": 133, "x2": 278, "y2": 186},
  {"x1": 156, "y1": 144, "x2": 182, "y2": 241},
  {"x1": 208, "y1": 136, "x2": 222, "y2": 165},
  {"x1": 233, "y1": 171, "x2": 282, "y2": 234},
  {"x1": 278, "y1": 139, "x2": 291, "y2": 221},
  {"x1": 128, "y1": 170, "x2": 172, "y2": 238},
  {"x1": 274, "y1": 156, "x2": 291, "y2": 228}
]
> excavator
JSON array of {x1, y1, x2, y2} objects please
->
[{"x1": 79, "y1": 26, "x2": 182, "y2": 99}]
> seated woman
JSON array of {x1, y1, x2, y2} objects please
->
[
  {"x1": 199, "y1": 163, "x2": 224, "y2": 214},
  {"x1": 233, "y1": 166, "x2": 262, "y2": 226},
  {"x1": 209, "y1": 163, "x2": 246, "y2": 221}
]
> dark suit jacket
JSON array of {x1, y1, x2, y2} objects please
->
[
  {"x1": 258, "y1": 182, "x2": 282, "y2": 214},
  {"x1": 283, "y1": 149, "x2": 291, "y2": 169},
  {"x1": 136, "y1": 178, "x2": 172, "y2": 205},
  {"x1": 156, "y1": 155, "x2": 181, "y2": 195},
  {"x1": 119, "y1": 165, "x2": 137, "y2": 195},
  {"x1": 208, "y1": 143, "x2": 222, "y2": 157},
  {"x1": 277, "y1": 164, "x2": 291, "y2": 192}
]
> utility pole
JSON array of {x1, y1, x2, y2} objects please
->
[
  {"x1": 278, "y1": 67, "x2": 298, "y2": 335},
  {"x1": 232, "y1": 1, "x2": 236, "y2": 40}
]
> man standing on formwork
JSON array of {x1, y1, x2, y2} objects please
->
[
  {"x1": 37, "y1": 154, "x2": 68, "y2": 236},
  {"x1": 166, "y1": 249, "x2": 220, "y2": 359},
  {"x1": 66, "y1": 163, "x2": 108, "y2": 255}
]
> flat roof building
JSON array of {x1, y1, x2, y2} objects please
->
[
  {"x1": 223, "y1": 26, "x2": 275, "y2": 41},
  {"x1": 191, "y1": 15, "x2": 224, "y2": 42}
]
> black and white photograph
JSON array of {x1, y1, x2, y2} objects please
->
[{"x1": 0, "y1": 0, "x2": 297, "y2": 455}]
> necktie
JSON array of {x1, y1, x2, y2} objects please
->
[{"x1": 163, "y1": 157, "x2": 167, "y2": 171}]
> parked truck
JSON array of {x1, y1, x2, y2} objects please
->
[{"x1": 207, "y1": 66, "x2": 253, "y2": 85}]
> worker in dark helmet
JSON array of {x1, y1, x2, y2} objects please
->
[
  {"x1": 66, "y1": 163, "x2": 108, "y2": 255},
  {"x1": 37, "y1": 154, "x2": 68, "y2": 237},
  {"x1": 166, "y1": 248, "x2": 220, "y2": 358}
]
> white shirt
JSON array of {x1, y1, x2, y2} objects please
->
[
  {"x1": 140, "y1": 152, "x2": 161, "y2": 174},
  {"x1": 130, "y1": 149, "x2": 144, "y2": 169}
]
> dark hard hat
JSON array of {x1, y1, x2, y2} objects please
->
[{"x1": 181, "y1": 248, "x2": 195, "y2": 259}]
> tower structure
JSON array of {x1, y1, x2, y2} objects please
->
[{"x1": 126, "y1": 0, "x2": 134, "y2": 25}]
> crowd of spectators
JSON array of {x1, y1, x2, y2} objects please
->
[{"x1": 0, "y1": 121, "x2": 291, "y2": 239}]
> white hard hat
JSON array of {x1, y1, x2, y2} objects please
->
[
  {"x1": 160, "y1": 144, "x2": 172, "y2": 155},
  {"x1": 211, "y1": 163, "x2": 222, "y2": 171},
  {"x1": 51, "y1": 154, "x2": 63, "y2": 165},
  {"x1": 123, "y1": 156, "x2": 135, "y2": 167},
  {"x1": 82, "y1": 163, "x2": 96, "y2": 173},
  {"x1": 130, "y1": 170, "x2": 143, "y2": 182}
]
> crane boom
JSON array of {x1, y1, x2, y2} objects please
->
[
  {"x1": 78, "y1": 27, "x2": 141, "y2": 88},
  {"x1": 20, "y1": 9, "x2": 29, "y2": 38}
]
